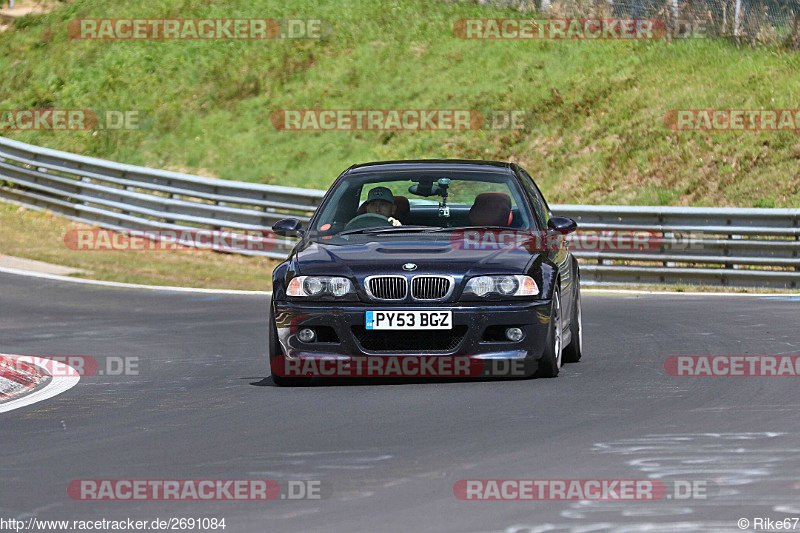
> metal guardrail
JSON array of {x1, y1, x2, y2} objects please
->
[
  {"x1": 0, "y1": 136, "x2": 322, "y2": 258},
  {"x1": 1, "y1": 136, "x2": 798, "y2": 288},
  {"x1": 557, "y1": 205, "x2": 800, "y2": 288}
]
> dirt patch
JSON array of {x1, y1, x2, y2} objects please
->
[{"x1": 0, "y1": 0, "x2": 62, "y2": 31}]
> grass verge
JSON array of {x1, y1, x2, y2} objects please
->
[{"x1": 0, "y1": 201, "x2": 280, "y2": 290}]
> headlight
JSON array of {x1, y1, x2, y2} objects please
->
[
  {"x1": 463, "y1": 275, "x2": 539, "y2": 298},
  {"x1": 287, "y1": 276, "x2": 354, "y2": 298}
]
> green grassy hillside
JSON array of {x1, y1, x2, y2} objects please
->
[{"x1": 1, "y1": 0, "x2": 799, "y2": 207}]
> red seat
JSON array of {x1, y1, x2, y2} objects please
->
[
  {"x1": 469, "y1": 193, "x2": 513, "y2": 227},
  {"x1": 393, "y1": 195, "x2": 410, "y2": 222}
]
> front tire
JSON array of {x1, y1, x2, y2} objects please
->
[
  {"x1": 535, "y1": 290, "x2": 562, "y2": 378},
  {"x1": 562, "y1": 283, "x2": 583, "y2": 364}
]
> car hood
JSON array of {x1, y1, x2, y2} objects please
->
[{"x1": 293, "y1": 238, "x2": 539, "y2": 279}]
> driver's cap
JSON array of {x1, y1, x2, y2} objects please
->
[{"x1": 366, "y1": 186, "x2": 394, "y2": 204}]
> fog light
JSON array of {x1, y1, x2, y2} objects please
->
[
  {"x1": 298, "y1": 328, "x2": 316, "y2": 343},
  {"x1": 505, "y1": 327, "x2": 523, "y2": 342}
]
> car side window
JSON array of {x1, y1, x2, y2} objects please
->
[{"x1": 519, "y1": 169, "x2": 549, "y2": 228}]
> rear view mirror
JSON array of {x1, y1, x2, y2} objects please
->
[
  {"x1": 409, "y1": 177, "x2": 451, "y2": 198},
  {"x1": 409, "y1": 181, "x2": 435, "y2": 197}
]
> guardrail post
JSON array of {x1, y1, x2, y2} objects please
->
[
  {"x1": 728, "y1": 234, "x2": 742, "y2": 269},
  {"x1": 734, "y1": 0, "x2": 743, "y2": 36},
  {"x1": 671, "y1": 0, "x2": 680, "y2": 36},
  {"x1": 119, "y1": 173, "x2": 130, "y2": 216}
]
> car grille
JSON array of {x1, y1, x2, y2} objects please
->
[
  {"x1": 411, "y1": 276, "x2": 451, "y2": 300},
  {"x1": 366, "y1": 276, "x2": 407, "y2": 300},
  {"x1": 351, "y1": 326, "x2": 468, "y2": 353}
]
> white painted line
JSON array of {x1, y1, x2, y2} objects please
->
[
  {"x1": 0, "y1": 356, "x2": 80, "y2": 414},
  {"x1": 582, "y1": 288, "x2": 800, "y2": 297},
  {"x1": 0, "y1": 266, "x2": 270, "y2": 295},
  {"x1": 0, "y1": 254, "x2": 88, "y2": 275}
]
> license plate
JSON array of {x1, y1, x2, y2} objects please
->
[{"x1": 365, "y1": 310, "x2": 452, "y2": 330}]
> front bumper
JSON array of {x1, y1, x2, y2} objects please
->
[{"x1": 272, "y1": 300, "x2": 553, "y2": 372}]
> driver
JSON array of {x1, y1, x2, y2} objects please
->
[{"x1": 361, "y1": 187, "x2": 402, "y2": 226}]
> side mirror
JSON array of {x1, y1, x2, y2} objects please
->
[
  {"x1": 273, "y1": 218, "x2": 304, "y2": 237},
  {"x1": 547, "y1": 216, "x2": 577, "y2": 234}
]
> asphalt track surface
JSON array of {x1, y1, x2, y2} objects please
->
[{"x1": 1, "y1": 271, "x2": 799, "y2": 533}]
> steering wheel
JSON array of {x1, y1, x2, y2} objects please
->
[{"x1": 343, "y1": 213, "x2": 393, "y2": 231}]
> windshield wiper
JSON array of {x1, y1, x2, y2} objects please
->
[
  {"x1": 425, "y1": 225, "x2": 516, "y2": 233},
  {"x1": 336, "y1": 225, "x2": 523, "y2": 236},
  {"x1": 337, "y1": 225, "x2": 438, "y2": 236}
]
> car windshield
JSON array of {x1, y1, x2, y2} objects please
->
[{"x1": 307, "y1": 168, "x2": 536, "y2": 241}]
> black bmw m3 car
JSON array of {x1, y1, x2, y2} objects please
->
[{"x1": 268, "y1": 160, "x2": 582, "y2": 385}]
